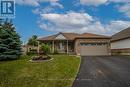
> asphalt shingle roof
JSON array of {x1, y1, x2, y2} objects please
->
[
  {"x1": 38, "y1": 32, "x2": 110, "y2": 41},
  {"x1": 112, "y1": 27, "x2": 130, "y2": 41}
]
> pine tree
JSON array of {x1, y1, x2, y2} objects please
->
[{"x1": 0, "y1": 20, "x2": 21, "y2": 60}]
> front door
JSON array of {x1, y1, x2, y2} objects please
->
[
  {"x1": 58, "y1": 42, "x2": 65, "y2": 52},
  {"x1": 59, "y1": 42, "x2": 63, "y2": 50}
]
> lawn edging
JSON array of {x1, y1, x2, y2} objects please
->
[{"x1": 71, "y1": 55, "x2": 81, "y2": 87}]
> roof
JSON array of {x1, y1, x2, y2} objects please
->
[
  {"x1": 111, "y1": 27, "x2": 130, "y2": 42},
  {"x1": 76, "y1": 33, "x2": 110, "y2": 39},
  {"x1": 38, "y1": 32, "x2": 110, "y2": 41},
  {"x1": 38, "y1": 32, "x2": 80, "y2": 41}
]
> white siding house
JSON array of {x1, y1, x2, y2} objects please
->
[
  {"x1": 111, "y1": 38, "x2": 130, "y2": 49},
  {"x1": 111, "y1": 27, "x2": 130, "y2": 55}
]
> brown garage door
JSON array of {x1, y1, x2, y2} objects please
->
[{"x1": 80, "y1": 43, "x2": 108, "y2": 56}]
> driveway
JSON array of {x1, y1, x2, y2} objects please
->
[{"x1": 72, "y1": 56, "x2": 130, "y2": 87}]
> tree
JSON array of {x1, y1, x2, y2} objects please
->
[
  {"x1": 40, "y1": 44, "x2": 50, "y2": 55},
  {"x1": 0, "y1": 19, "x2": 21, "y2": 60},
  {"x1": 27, "y1": 35, "x2": 38, "y2": 46}
]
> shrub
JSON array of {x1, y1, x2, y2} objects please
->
[{"x1": 40, "y1": 44, "x2": 50, "y2": 55}]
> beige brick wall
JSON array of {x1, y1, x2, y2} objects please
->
[{"x1": 74, "y1": 38, "x2": 111, "y2": 55}]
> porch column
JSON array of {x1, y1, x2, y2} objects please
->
[
  {"x1": 67, "y1": 40, "x2": 68, "y2": 54},
  {"x1": 52, "y1": 40, "x2": 55, "y2": 53},
  {"x1": 37, "y1": 41, "x2": 40, "y2": 54}
]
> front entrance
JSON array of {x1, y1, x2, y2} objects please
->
[
  {"x1": 59, "y1": 42, "x2": 65, "y2": 52},
  {"x1": 54, "y1": 41, "x2": 74, "y2": 53}
]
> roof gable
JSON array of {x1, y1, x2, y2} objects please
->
[{"x1": 55, "y1": 34, "x2": 66, "y2": 39}]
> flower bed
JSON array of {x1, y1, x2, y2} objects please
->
[{"x1": 31, "y1": 55, "x2": 52, "y2": 61}]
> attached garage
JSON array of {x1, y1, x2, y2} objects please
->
[
  {"x1": 80, "y1": 43, "x2": 109, "y2": 56},
  {"x1": 75, "y1": 35, "x2": 111, "y2": 56}
]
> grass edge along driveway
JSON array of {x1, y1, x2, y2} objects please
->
[{"x1": 0, "y1": 55, "x2": 81, "y2": 87}]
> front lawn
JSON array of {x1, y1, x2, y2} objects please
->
[{"x1": 0, "y1": 55, "x2": 80, "y2": 87}]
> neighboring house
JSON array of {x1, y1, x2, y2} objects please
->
[
  {"x1": 38, "y1": 32, "x2": 111, "y2": 56},
  {"x1": 111, "y1": 27, "x2": 130, "y2": 55},
  {"x1": 21, "y1": 45, "x2": 27, "y2": 54}
]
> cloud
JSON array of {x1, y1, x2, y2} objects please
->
[
  {"x1": 41, "y1": 12, "x2": 93, "y2": 25},
  {"x1": 32, "y1": 7, "x2": 54, "y2": 14},
  {"x1": 79, "y1": 0, "x2": 130, "y2": 6},
  {"x1": 16, "y1": 0, "x2": 62, "y2": 7},
  {"x1": 39, "y1": 12, "x2": 130, "y2": 35},
  {"x1": 109, "y1": 0, "x2": 130, "y2": 3},
  {"x1": 16, "y1": 0, "x2": 40, "y2": 6},
  {"x1": 105, "y1": 20, "x2": 130, "y2": 34},
  {"x1": 32, "y1": 8, "x2": 42, "y2": 14},
  {"x1": 117, "y1": 3, "x2": 130, "y2": 18},
  {"x1": 109, "y1": 0, "x2": 130, "y2": 18},
  {"x1": 32, "y1": 2, "x2": 63, "y2": 14},
  {"x1": 78, "y1": 0, "x2": 130, "y2": 18},
  {"x1": 50, "y1": 2, "x2": 64, "y2": 8},
  {"x1": 80, "y1": 0, "x2": 108, "y2": 6}
]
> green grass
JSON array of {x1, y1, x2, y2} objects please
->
[{"x1": 0, "y1": 55, "x2": 80, "y2": 87}]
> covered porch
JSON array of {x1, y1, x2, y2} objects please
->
[{"x1": 38, "y1": 40, "x2": 75, "y2": 54}]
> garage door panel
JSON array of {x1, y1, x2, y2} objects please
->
[{"x1": 80, "y1": 45, "x2": 108, "y2": 56}]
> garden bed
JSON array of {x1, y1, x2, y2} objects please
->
[{"x1": 31, "y1": 55, "x2": 52, "y2": 62}]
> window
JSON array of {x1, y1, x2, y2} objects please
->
[
  {"x1": 80, "y1": 43, "x2": 106, "y2": 46},
  {"x1": 55, "y1": 34, "x2": 66, "y2": 39}
]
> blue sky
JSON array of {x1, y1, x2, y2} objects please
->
[{"x1": 14, "y1": 0, "x2": 130, "y2": 43}]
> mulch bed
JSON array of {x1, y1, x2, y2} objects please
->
[{"x1": 30, "y1": 55, "x2": 53, "y2": 62}]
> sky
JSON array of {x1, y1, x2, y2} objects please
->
[{"x1": 14, "y1": 0, "x2": 130, "y2": 43}]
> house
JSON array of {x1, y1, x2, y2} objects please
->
[
  {"x1": 111, "y1": 27, "x2": 130, "y2": 55},
  {"x1": 38, "y1": 32, "x2": 111, "y2": 56},
  {"x1": 21, "y1": 45, "x2": 27, "y2": 54}
]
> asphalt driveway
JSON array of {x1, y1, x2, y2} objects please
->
[{"x1": 72, "y1": 56, "x2": 130, "y2": 87}]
